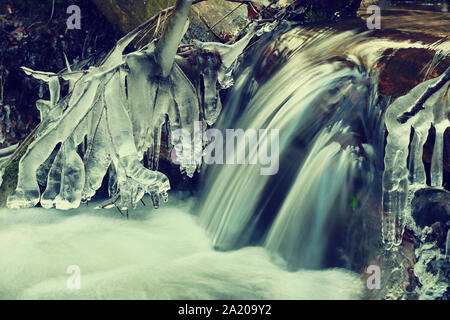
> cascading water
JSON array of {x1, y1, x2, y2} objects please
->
[
  {"x1": 265, "y1": 124, "x2": 363, "y2": 269},
  {"x1": 199, "y1": 27, "x2": 373, "y2": 269},
  {"x1": 198, "y1": 25, "x2": 450, "y2": 270}
]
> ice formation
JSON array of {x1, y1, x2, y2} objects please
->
[
  {"x1": 382, "y1": 68, "x2": 450, "y2": 248},
  {"x1": 6, "y1": 0, "x2": 256, "y2": 210}
]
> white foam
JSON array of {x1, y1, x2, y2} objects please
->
[{"x1": 0, "y1": 196, "x2": 363, "y2": 300}]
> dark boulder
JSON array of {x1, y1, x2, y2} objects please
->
[{"x1": 411, "y1": 188, "x2": 450, "y2": 228}]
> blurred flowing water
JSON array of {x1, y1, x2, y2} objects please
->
[{"x1": 198, "y1": 14, "x2": 449, "y2": 270}]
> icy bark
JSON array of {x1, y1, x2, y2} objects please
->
[
  {"x1": 192, "y1": 23, "x2": 259, "y2": 125},
  {"x1": 382, "y1": 68, "x2": 450, "y2": 248},
  {"x1": 7, "y1": 0, "x2": 254, "y2": 210},
  {"x1": 155, "y1": 0, "x2": 192, "y2": 77}
]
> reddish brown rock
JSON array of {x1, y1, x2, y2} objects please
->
[
  {"x1": 91, "y1": 0, "x2": 248, "y2": 42},
  {"x1": 377, "y1": 48, "x2": 450, "y2": 99},
  {"x1": 376, "y1": 48, "x2": 450, "y2": 181}
]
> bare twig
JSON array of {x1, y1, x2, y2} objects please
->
[
  {"x1": 199, "y1": 15, "x2": 224, "y2": 41},
  {"x1": 0, "y1": 143, "x2": 18, "y2": 158},
  {"x1": 115, "y1": 205, "x2": 124, "y2": 216},
  {"x1": 0, "y1": 123, "x2": 40, "y2": 171},
  {"x1": 153, "y1": 12, "x2": 162, "y2": 38},
  {"x1": 99, "y1": 194, "x2": 120, "y2": 209},
  {"x1": 46, "y1": 0, "x2": 55, "y2": 25},
  {"x1": 210, "y1": 3, "x2": 244, "y2": 30},
  {"x1": 226, "y1": 0, "x2": 263, "y2": 7}
]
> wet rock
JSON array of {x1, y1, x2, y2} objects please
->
[
  {"x1": 377, "y1": 48, "x2": 450, "y2": 99},
  {"x1": 91, "y1": 0, "x2": 177, "y2": 35},
  {"x1": 310, "y1": 0, "x2": 362, "y2": 17},
  {"x1": 411, "y1": 188, "x2": 450, "y2": 229},
  {"x1": 190, "y1": 0, "x2": 248, "y2": 42},
  {"x1": 425, "y1": 222, "x2": 448, "y2": 250},
  {"x1": 409, "y1": 187, "x2": 450, "y2": 299},
  {"x1": 367, "y1": 232, "x2": 419, "y2": 300},
  {"x1": 92, "y1": 0, "x2": 248, "y2": 42},
  {"x1": 414, "y1": 242, "x2": 449, "y2": 300},
  {"x1": 285, "y1": 0, "x2": 362, "y2": 22}
]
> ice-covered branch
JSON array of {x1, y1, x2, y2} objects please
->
[
  {"x1": 155, "y1": 0, "x2": 192, "y2": 77},
  {"x1": 382, "y1": 70, "x2": 450, "y2": 248},
  {"x1": 397, "y1": 67, "x2": 450, "y2": 124},
  {"x1": 5, "y1": 0, "x2": 264, "y2": 211}
]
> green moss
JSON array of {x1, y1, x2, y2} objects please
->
[
  {"x1": 305, "y1": 7, "x2": 330, "y2": 23},
  {"x1": 351, "y1": 196, "x2": 359, "y2": 210},
  {"x1": 0, "y1": 139, "x2": 33, "y2": 207}
]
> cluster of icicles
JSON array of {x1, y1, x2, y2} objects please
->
[
  {"x1": 382, "y1": 68, "x2": 450, "y2": 248},
  {"x1": 5, "y1": 0, "x2": 264, "y2": 210}
]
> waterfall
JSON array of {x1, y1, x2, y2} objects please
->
[
  {"x1": 198, "y1": 27, "x2": 373, "y2": 268},
  {"x1": 197, "y1": 25, "x2": 450, "y2": 269},
  {"x1": 265, "y1": 124, "x2": 363, "y2": 269}
]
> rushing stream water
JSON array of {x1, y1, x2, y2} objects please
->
[
  {"x1": 0, "y1": 196, "x2": 363, "y2": 299},
  {"x1": 199, "y1": 23, "x2": 449, "y2": 270}
]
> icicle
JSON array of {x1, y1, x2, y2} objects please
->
[
  {"x1": 40, "y1": 146, "x2": 63, "y2": 208},
  {"x1": 408, "y1": 122, "x2": 431, "y2": 185},
  {"x1": 168, "y1": 63, "x2": 201, "y2": 177},
  {"x1": 55, "y1": 138, "x2": 85, "y2": 210},
  {"x1": 124, "y1": 50, "x2": 158, "y2": 156},
  {"x1": 82, "y1": 109, "x2": 112, "y2": 202},
  {"x1": 103, "y1": 71, "x2": 170, "y2": 209},
  {"x1": 430, "y1": 124, "x2": 446, "y2": 187},
  {"x1": 382, "y1": 69, "x2": 450, "y2": 248},
  {"x1": 7, "y1": 76, "x2": 101, "y2": 209},
  {"x1": 21, "y1": 67, "x2": 61, "y2": 121},
  {"x1": 202, "y1": 69, "x2": 222, "y2": 126}
]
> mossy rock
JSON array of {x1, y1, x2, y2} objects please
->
[
  {"x1": 0, "y1": 141, "x2": 31, "y2": 207},
  {"x1": 91, "y1": 0, "x2": 247, "y2": 41},
  {"x1": 91, "y1": 0, "x2": 178, "y2": 35}
]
